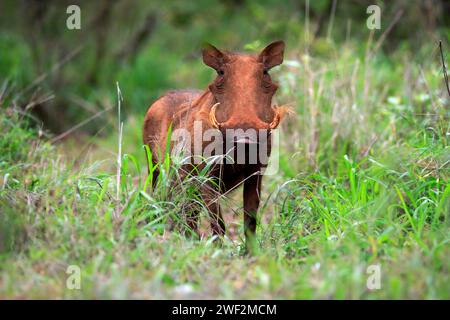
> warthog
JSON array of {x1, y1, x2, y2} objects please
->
[{"x1": 143, "y1": 41, "x2": 287, "y2": 250}]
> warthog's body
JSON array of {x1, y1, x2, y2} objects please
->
[{"x1": 143, "y1": 41, "x2": 286, "y2": 250}]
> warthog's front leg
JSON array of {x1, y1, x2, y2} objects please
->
[{"x1": 243, "y1": 173, "x2": 262, "y2": 252}]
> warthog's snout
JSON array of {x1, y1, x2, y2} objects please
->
[{"x1": 234, "y1": 135, "x2": 257, "y2": 144}]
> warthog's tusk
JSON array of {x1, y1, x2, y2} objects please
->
[
  {"x1": 209, "y1": 102, "x2": 222, "y2": 129},
  {"x1": 269, "y1": 105, "x2": 292, "y2": 129},
  {"x1": 269, "y1": 106, "x2": 281, "y2": 129}
]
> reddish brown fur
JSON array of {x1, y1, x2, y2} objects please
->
[{"x1": 143, "y1": 41, "x2": 285, "y2": 250}]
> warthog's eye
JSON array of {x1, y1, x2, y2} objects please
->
[
  {"x1": 262, "y1": 74, "x2": 272, "y2": 88},
  {"x1": 217, "y1": 69, "x2": 225, "y2": 76},
  {"x1": 214, "y1": 73, "x2": 225, "y2": 92},
  {"x1": 263, "y1": 69, "x2": 269, "y2": 75}
]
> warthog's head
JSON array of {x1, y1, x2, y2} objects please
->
[{"x1": 203, "y1": 41, "x2": 287, "y2": 145}]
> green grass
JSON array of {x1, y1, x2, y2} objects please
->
[{"x1": 1, "y1": 36, "x2": 449, "y2": 299}]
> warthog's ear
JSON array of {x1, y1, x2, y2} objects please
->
[
  {"x1": 258, "y1": 40, "x2": 285, "y2": 69},
  {"x1": 202, "y1": 43, "x2": 226, "y2": 71}
]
